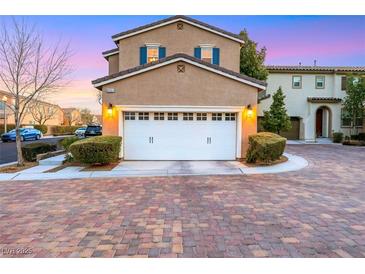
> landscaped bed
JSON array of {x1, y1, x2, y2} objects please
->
[
  {"x1": 0, "y1": 162, "x2": 38, "y2": 173},
  {"x1": 43, "y1": 160, "x2": 121, "y2": 173},
  {"x1": 243, "y1": 155, "x2": 288, "y2": 167}
]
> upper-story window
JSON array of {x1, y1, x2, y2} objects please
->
[
  {"x1": 147, "y1": 47, "x2": 159, "y2": 63},
  {"x1": 292, "y1": 75, "x2": 302, "y2": 89},
  {"x1": 140, "y1": 44, "x2": 166, "y2": 65},
  {"x1": 201, "y1": 47, "x2": 213, "y2": 63},
  {"x1": 315, "y1": 76, "x2": 325, "y2": 89},
  {"x1": 194, "y1": 45, "x2": 220, "y2": 65}
]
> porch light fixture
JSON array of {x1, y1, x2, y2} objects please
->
[
  {"x1": 247, "y1": 104, "x2": 253, "y2": 118},
  {"x1": 107, "y1": 103, "x2": 113, "y2": 116}
]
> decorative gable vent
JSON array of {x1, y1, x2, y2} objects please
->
[
  {"x1": 105, "y1": 88, "x2": 116, "y2": 93},
  {"x1": 177, "y1": 22, "x2": 184, "y2": 30},
  {"x1": 177, "y1": 64, "x2": 185, "y2": 73}
]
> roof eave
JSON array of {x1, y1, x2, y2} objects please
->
[{"x1": 112, "y1": 17, "x2": 244, "y2": 44}]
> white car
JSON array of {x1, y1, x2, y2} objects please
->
[{"x1": 74, "y1": 127, "x2": 86, "y2": 137}]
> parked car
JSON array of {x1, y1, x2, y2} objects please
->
[
  {"x1": 84, "y1": 125, "x2": 102, "y2": 137},
  {"x1": 74, "y1": 127, "x2": 86, "y2": 137},
  {"x1": 1, "y1": 128, "x2": 42, "y2": 142}
]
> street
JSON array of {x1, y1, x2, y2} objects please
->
[{"x1": 0, "y1": 137, "x2": 65, "y2": 164}]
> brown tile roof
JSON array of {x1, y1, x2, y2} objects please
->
[
  {"x1": 111, "y1": 15, "x2": 243, "y2": 43},
  {"x1": 307, "y1": 97, "x2": 342, "y2": 103},
  {"x1": 267, "y1": 65, "x2": 365, "y2": 73},
  {"x1": 92, "y1": 53, "x2": 267, "y2": 89}
]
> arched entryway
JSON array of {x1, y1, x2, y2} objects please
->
[{"x1": 315, "y1": 106, "x2": 332, "y2": 138}]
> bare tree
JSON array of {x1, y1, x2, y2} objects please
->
[
  {"x1": 29, "y1": 101, "x2": 59, "y2": 125},
  {"x1": 0, "y1": 18, "x2": 71, "y2": 166}
]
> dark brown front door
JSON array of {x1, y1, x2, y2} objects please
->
[{"x1": 316, "y1": 108, "x2": 323, "y2": 137}]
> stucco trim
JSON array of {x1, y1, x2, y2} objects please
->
[
  {"x1": 114, "y1": 105, "x2": 245, "y2": 112},
  {"x1": 112, "y1": 17, "x2": 244, "y2": 44},
  {"x1": 93, "y1": 56, "x2": 266, "y2": 90}
]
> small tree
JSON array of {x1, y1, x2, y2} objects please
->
[
  {"x1": 29, "y1": 102, "x2": 58, "y2": 125},
  {"x1": 80, "y1": 108, "x2": 93, "y2": 125},
  {"x1": 343, "y1": 76, "x2": 365, "y2": 135},
  {"x1": 261, "y1": 87, "x2": 291, "y2": 135},
  {"x1": 239, "y1": 29, "x2": 268, "y2": 81},
  {"x1": 0, "y1": 18, "x2": 71, "y2": 166}
]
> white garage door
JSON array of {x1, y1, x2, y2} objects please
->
[{"x1": 123, "y1": 112, "x2": 237, "y2": 160}]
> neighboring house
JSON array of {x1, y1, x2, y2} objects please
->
[
  {"x1": 258, "y1": 66, "x2": 365, "y2": 141},
  {"x1": 0, "y1": 89, "x2": 64, "y2": 127},
  {"x1": 92, "y1": 114, "x2": 102, "y2": 125},
  {"x1": 62, "y1": 108, "x2": 82, "y2": 126},
  {"x1": 92, "y1": 15, "x2": 266, "y2": 160}
]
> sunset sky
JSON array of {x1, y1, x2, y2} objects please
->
[{"x1": 1, "y1": 15, "x2": 365, "y2": 114}]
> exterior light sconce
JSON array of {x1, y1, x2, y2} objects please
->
[
  {"x1": 247, "y1": 104, "x2": 253, "y2": 118},
  {"x1": 107, "y1": 103, "x2": 113, "y2": 117}
]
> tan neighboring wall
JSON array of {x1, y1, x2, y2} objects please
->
[
  {"x1": 62, "y1": 108, "x2": 82, "y2": 126},
  {"x1": 102, "y1": 61, "x2": 258, "y2": 156},
  {"x1": 0, "y1": 90, "x2": 64, "y2": 127},
  {"x1": 117, "y1": 22, "x2": 241, "y2": 73},
  {"x1": 108, "y1": 54, "x2": 119, "y2": 75}
]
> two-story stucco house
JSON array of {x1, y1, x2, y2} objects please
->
[
  {"x1": 92, "y1": 16, "x2": 266, "y2": 160},
  {"x1": 258, "y1": 66, "x2": 365, "y2": 141}
]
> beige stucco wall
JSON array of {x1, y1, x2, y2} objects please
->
[
  {"x1": 103, "y1": 61, "x2": 256, "y2": 106},
  {"x1": 108, "y1": 54, "x2": 119, "y2": 75},
  {"x1": 102, "y1": 61, "x2": 258, "y2": 156},
  {"x1": 117, "y1": 21, "x2": 241, "y2": 73}
]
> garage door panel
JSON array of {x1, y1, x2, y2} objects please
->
[{"x1": 124, "y1": 112, "x2": 237, "y2": 160}]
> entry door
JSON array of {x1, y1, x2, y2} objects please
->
[
  {"x1": 123, "y1": 112, "x2": 237, "y2": 160},
  {"x1": 316, "y1": 109, "x2": 323, "y2": 137}
]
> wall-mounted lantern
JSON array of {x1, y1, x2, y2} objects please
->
[
  {"x1": 107, "y1": 103, "x2": 113, "y2": 117},
  {"x1": 247, "y1": 104, "x2": 253, "y2": 118}
]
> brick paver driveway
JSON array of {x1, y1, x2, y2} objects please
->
[{"x1": 0, "y1": 145, "x2": 364, "y2": 258}]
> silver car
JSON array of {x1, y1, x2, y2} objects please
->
[{"x1": 74, "y1": 127, "x2": 86, "y2": 137}]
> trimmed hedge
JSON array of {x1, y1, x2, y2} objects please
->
[
  {"x1": 343, "y1": 140, "x2": 365, "y2": 146},
  {"x1": 350, "y1": 133, "x2": 365, "y2": 141},
  {"x1": 332, "y1": 132, "x2": 343, "y2": 143},
  {"x1": 0, "y1": 124, "x2": 16, "y2": 134},
  {"x1": 69, "y1": 136, "x2": 122, "y2": 164},
  {"x1": 59, "y1": 136, "x2": 80, "y2": 151},
  {"x1": 21, "y1": 142, "x2": 57, "y2": 162},
  {"x1": 1, "y1": 124, "x2": 47, "y2": 134},
  {"x1": 246, "y1": 132, "x2": 286, "y2": 163},
  {"x1": 51, "y1": 125, "x2": 80, "y2": 136}
]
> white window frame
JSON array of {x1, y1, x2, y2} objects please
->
[
  {"x1": 200, "y1": 46, "x2": 213, "y2": 64},
  {"x1": 154, "y1": 112, "x2": 165, "y2": 120},
  {"x1": 196, "y1": 113, "x2": 207, "y2": 121},
  {"x1": 225, "y1": 113, "x2": 236, "y2": 121},
  {"x1": 292, "y1": 75, "x2": 302, "y2": 89},
  {"x1": 315, "y1": 76, "x2": 325, "y2": 89},
  {"x1": 138, "y1": 112, "x2": 149, "y2": 120},
  {"x1": 147, "y1": 46, "x2": 159, "y2": 63},
  {"x1": 183, "y1": 112, "x2": 194, "y2": 121},
  {"x1": 167, "y1": 112, "x2": 178, "y2": 121},
  {"x1": 125, "y1": 112, "x2": 136, "y2": 120},
  {"x1": 212, "y1": 113, "x2": 223, "y2": 121}
]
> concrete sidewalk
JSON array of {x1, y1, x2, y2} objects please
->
[{"x1": 0, "y1": 153, "x2": 308, "y2": 181}]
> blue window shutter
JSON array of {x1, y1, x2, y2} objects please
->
[
  {"x1": 159, "y1": 47, "x2": 166, "y2": 59},
  {"x1": 140, "y1": 46, "x2": 147, "y2": 65},
  {"x1": 194, "y1": 47, "x2": 201, "y2": 59},
  {"x1": 213, "y1": 48, "x2": 220, "y2": 65}
]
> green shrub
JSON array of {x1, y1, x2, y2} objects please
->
[
  {"x1": 21, "y1": 142, "x2": 57, "y2": 162},
  {"x1": 332, "y1": 132, "x2": 343, "y2": 143},
  {"x1": 343, "y1": 140, "x2": 365, "y2": 146},
  {"x1": 246, "y1": 132, "x2": 286, "y2": 163},
  {"x1": 351, "y1": 134, "x2": 359, "y2": 140},
  {"x1": 59, "y1": 136, "x2": 80, "y2": 151},
  {"x1": 0, "y1": 124, "x2": 16, "y2": 134},
  {"x1": 358, "y1": 133, "x2": 365, "y2": 141},
  {"x1": 70, "y1": 136, "x2": 122, "y2": 164},
  {"x1": 33, "y1": 124, "x2": 48, "y2": 134},
  {"x1": 51, "y1": 125, "x2": 80, "y2": 136}
]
